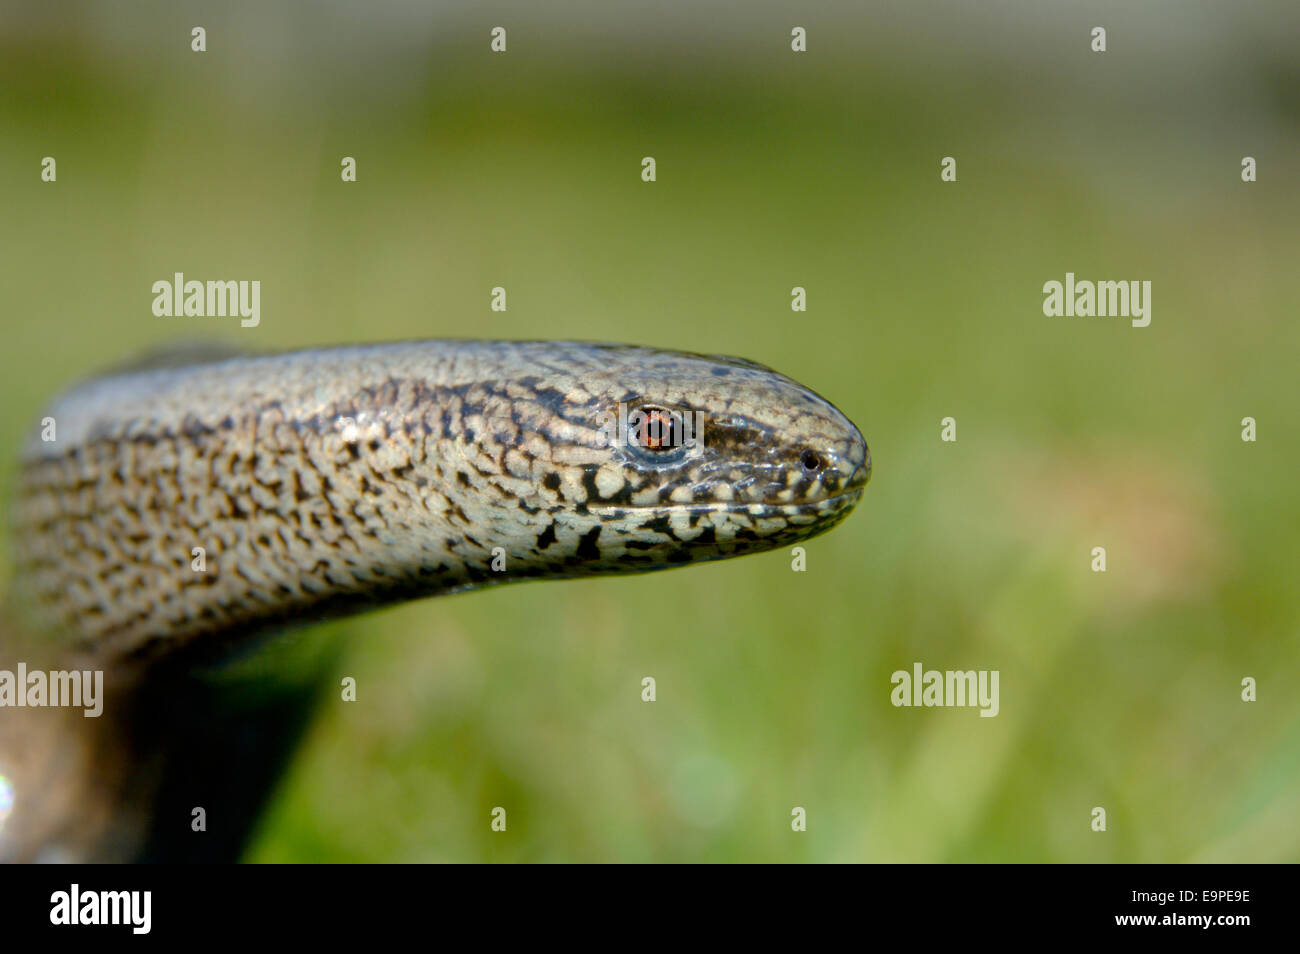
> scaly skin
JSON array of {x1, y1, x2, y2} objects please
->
[
  {"x1": 14, "y1": 340, "x2": 870, "y2": 665},
  {"x1": 2, "y1": 339, "x2": 870, "y2": 860}
]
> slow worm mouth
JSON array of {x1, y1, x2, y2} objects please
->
[{"x1": 586, "y1": 488, "x2": 866, "y2": 519}]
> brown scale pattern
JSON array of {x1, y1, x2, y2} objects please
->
[{"x1": 11, "y1": 341, "x2": 870, "y2": 669}]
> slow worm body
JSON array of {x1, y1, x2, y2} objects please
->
[{"x1": 1, "y1": 340, "x2": 869, "y2": 861}]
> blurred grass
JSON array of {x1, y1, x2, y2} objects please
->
[{"x1": 1, "y1": 7, "x2": 1297, "y2": 862}]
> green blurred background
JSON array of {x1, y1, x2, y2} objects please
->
[{"x1": 1, "y1": 1, "x2": 1297, "y2": 861}]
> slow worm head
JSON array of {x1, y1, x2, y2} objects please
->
[{"x1": 13, "y1": 340, "x2": 871, "y2": 667}]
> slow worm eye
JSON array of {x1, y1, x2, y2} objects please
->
[
  {"x1": 800, "y1": 450, "x2": 824, "y2": 472},
  {"x1": 631, "y1": 407, "x2": 679, "y2": 452}
]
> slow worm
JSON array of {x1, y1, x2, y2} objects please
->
[{"x1": 1, "y1": 340, "x2": 869, "y2": 861}]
